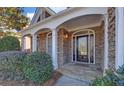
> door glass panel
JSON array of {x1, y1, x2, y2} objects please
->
[
  {"x1": 76, "y1": 35, "x2": 88, "y2": 62},
  {"x1": 90, "y1": 34, "x2": 94, "y2": 63}
]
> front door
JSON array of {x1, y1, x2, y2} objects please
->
[{"x1": 77, "y1": 35, "x2": 89, "y2": 63}]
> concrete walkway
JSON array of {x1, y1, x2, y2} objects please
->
[{"x1": 54, "y1": 75, "x2": 90, "y2": 86}]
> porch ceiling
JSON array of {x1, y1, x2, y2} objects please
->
[{"x1": 59, "y1": 14, "x2": 103, "y2": 31}]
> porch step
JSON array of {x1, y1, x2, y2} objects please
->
[{"x1": 57, "y1": 63, "x2": 102, "y2": 82}]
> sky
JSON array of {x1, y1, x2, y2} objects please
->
[{"x1": 24, "y1": 7, "x2": 67, "y2": 20}]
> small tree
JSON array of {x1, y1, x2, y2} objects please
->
[{"x1": 0, "y1": 8, "x2": 29, "y2": 31}]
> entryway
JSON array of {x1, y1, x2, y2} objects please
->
[{"x1": 72, "y1": 30, "x2": 95, "y2": 64}]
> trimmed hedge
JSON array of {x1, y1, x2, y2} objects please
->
[
  {"x1": 21, "y1": 52, "x2": 53, "y2": 84},
  {"x1": 0, "y1": 36, "x2": 20, "y2": 52},
  {"x1": 0, "y1": 51, "x2": 53, "y2": 84}
]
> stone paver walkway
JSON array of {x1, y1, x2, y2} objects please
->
[
  {"x1": 54, "y1": 63, "x2": 102, "y2": 86},
  {"x1": 54, "y1": 75, "x2": 90, "y2": 86},
  {"x1": 57, "y1": 63, "x2": 102, "y2": 81}
]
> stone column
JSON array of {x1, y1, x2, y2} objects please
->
[
  {"x1": 52, "y1": 29, "x2": 58, "y2": 70},
  {"x1": 32, "y1": 34, "x2": 37, "y2": 52},
  {"x1": 104, "y1": 14, "x2": 109, "y2": 71},
  {"x1": 108, "y1": 8, "x2": 116, "y2": 70},
  {"x1": 115, "y1": 7, "x2": 124, "y2": 69}
]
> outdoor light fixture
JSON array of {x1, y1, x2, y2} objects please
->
[{"x1": 64, "y1": 33, "x2": 68, "y2": 38}]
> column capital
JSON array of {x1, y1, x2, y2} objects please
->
[
  {"x1": 51, "y1": 28, "x2": 60, "y2": 32},
  {"x1": 101, "y1": 14, "x2": 108, "y2": 22},
  {"x1": 103, "y1": 14, "x2": 108, "y2": 20},
  {"x1": 104, "y1": 13, "x2": 108, "y2": 16},
  {"x1": 50, "y1": 28, "x2": 56, "y2": 31},
  {"x1": 51, "y1": 28, "x2": 58, "y2": 37}
]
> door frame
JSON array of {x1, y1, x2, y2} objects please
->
[{"x1": 71, "y1": 29, "x2": 95, "y2": 64}]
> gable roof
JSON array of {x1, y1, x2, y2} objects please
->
[
  {"x1": 30, "y1": 7, "x2": 56, "y2": 25},
  {"x1": 22, "y1": 7, "x2": 75, "y2": 32}
]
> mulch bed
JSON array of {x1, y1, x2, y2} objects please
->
[{"x1": 0, "y1": 71, "x2": 62, "y2": 86}]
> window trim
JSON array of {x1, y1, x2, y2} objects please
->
[{"x1": 46, "y1": 32, "x2": 52, "y2": 54}]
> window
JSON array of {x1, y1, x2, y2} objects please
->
[
  {"x1": 44, "y1": 11, "x2": 51, "y2": 18},
  {"x1": 37, "y1": 16, "x2": 41, "y2": 23}
]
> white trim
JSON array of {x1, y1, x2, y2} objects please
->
[
  {"x1": 71, "y1": 29, "x2": 95, "y2": 64},
  {"x1": 52, "y1": 29, "x2": 58, "y2": 70},
  {"x1": 32, "y1": 34, "x2": 37, "y2": 52},
  {"x1": 88, "y1": 31, "x2": 91, "y2": 64},
  {"x1": 46, "y1": 32, "x2": 52, "y2": 54},
  {"x1": 21, "y1": 8, "x2": 107, "y2": 33},
  {"x1": 21, "y1": 36, "x2": 25, "y2": 51},
  {"x1": 115, "y1": 8, "x2": 124, "y2": 69},
  {"x1": 104, "y1": 14, "x2": 109, "y2": 70}
]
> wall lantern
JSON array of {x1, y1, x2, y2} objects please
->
[{"x1": 64, "y1": 33, "x2": 68, "y2": 39}]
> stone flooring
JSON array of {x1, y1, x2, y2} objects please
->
[
  {"x1": 54, "y1": 75, "x2": 89, "y2": 86},
  {"x1": 57, "y1": 63, "x2": 102, "y2": 82}
]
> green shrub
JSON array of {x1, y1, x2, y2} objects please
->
[
  {"x1": 21, "y1": 52, "x2": 53, "y2": 84},
  {"x1": 92, "y1": 70, "x2": 119, "y2": 86},
  {"x1": 116, "y1": 65, "x2": 124, "y2": 85},
  {"x1": 92, "y1": 65, "x2": 124, "y2": 86},
  {"x1": 0, "y1": 36, "x2": 20, "y2": 52},
  {"x1": 0, "y1": 51, "x2": 26, "y2": 80}
]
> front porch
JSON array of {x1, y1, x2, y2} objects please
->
[
  {"x1": 22, "y1": 8, "x2": 109, "y2": 78},
  {"x1": 57, "y1": 63, "x2": 102, "y2": 81}
]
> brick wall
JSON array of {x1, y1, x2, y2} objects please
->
[
  {"x1": 108, "y1": 7, "x2": 116, "y2": 70},
  {"x1": 57, "y1": 28, "x2": 70, "y2": 67}
]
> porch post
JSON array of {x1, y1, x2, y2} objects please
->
[
  {"x1": 21, "y1": 36, "x2": 25, "y2": 52},
  {"x1": 32, "y1": 34, "x2": 37, "y2": 52},
  {"x1": 115, "y1": 7, "x2": 124, "y2": 69},
  {"x1": 52, "y1": 28, "x2": 58, "y2": 70},
  {"x1": 104, "y1": 14, "x2": 109, "y2": 71}
]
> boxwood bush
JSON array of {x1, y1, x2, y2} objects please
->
[
  {"x1": 0, "y1": 36, "x2": 20, "y2": 52},
  {"x1": 21, "y1": 52, "x2": 53, "y2": 84}
]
